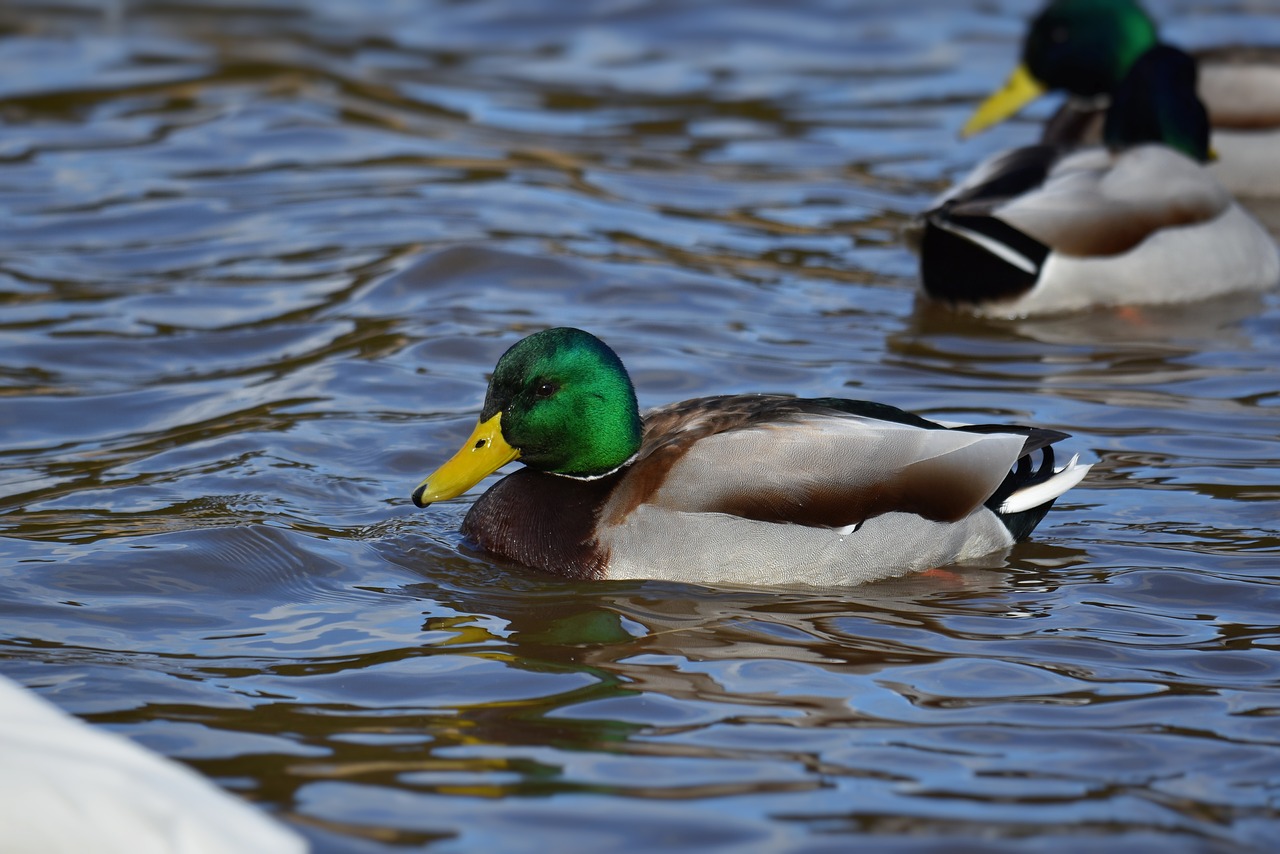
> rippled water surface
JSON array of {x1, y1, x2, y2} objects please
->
[{"x1": 3, "y1": 1, "x2": 1280, "y2": 851}]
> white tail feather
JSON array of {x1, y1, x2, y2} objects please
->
[{"x1": 998, "y1": 454, "x2": 1092, "y2": 515}]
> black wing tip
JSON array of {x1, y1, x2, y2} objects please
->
[{"x1": 958, "y1": 424, "x2": 1069, "y2": 456}]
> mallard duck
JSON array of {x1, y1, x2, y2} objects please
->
[
  {"x1": 963, "y1": 0, "x2": 1280, "y2": 197},
  {"x1": 0, "y1": 674, "x2": 306, "y2": 854},
  {"x1": 921, "y1": 45, "x2": 1280, "y2": 317},
  {"x1": 410, "y1": 327, "x2": 1090, "y2": 586}
]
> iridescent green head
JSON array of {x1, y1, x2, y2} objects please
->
[
  {"x1": 1024, "y1": 0, "x2": 1159, "y2": 96},
  {"x1": 480, "y1": 327, "x2": 642, "y2": 475},
  {"x1": 963, "y1": 0, "x2": 1160, "y2": 137},
  {"x1": 412, "y1": 328, "x2": 642, "y2": 507}
]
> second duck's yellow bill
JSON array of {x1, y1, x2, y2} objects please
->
[{"x1": 961, "y1": 63, "x2": 1047, "y2": 138}]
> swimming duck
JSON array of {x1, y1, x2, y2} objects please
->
[
  {"x1": 963, "y1": 0, "x2": 1280, "y2": 197},
  {"x1": 411, "y1": 327, "x2": 1090, "y2": 586},
  {"x1": 920, "y1": 45, "x2": 1280, "y2": 317}
]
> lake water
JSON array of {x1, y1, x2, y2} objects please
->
[{"x1": 2, "y1": 1, "x2": 1280, "y2": 851}]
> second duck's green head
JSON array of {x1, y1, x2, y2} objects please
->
[
  {"x1": 1024, "y1": 0, "x2": 1158, "y2": 96},
  {"x1": 412, "y1": 328, "x2": 642, "y2": 507},
  {"x1": 963, "y1": 0, "x2": 1159, "y2": 136}
]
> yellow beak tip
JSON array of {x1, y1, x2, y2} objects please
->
[
  {"x1": 960, "y1": 63, "x2": 1047, "y2": 139},
  {"x1": 411, "y1": 413, "x2": 519, "y2": 510}
]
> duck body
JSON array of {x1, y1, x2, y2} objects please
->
[
  {"x1": 920, "y1": 141, "x2": 1280, "y2": 317},
  {"x1": 923, "y1": 44, "x2": 1280, "y2": 317},
  {"x1": 414, "y1": 329, "x2": 1090, "y2": 586},
  {"x1": 464, "y1": 394, "x2": 1080, "y2": 585},
  {"x1": 966, "y1": 0, "x2": 1280, "y2": 198}
]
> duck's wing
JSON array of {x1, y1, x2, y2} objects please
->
[
  {"x1": 907, "y1": 143, "x2": 1062, "y2": 254},
  {"x1": 991, "y1": 145, "x2": 1232, "y2": 256},
  {"x1": 610, "y1": 401, "x2": 1038, "y2": 532},
  {"x1": 931, "y1": 143, "x2": 1063, "y2": 212}
]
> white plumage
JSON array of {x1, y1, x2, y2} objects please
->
[{"x1": 0, "y1": 674, "x2": 307, "y2": 854}]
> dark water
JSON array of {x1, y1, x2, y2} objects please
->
[{"x1": 3, "y1": 1, "x2": 1280, "y2": 851}]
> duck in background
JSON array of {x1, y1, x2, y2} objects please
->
[
  {"x1": 0, "y1": 673, "x2": 307, "y2": 854},
  {"x1": 410, "y1": 327, "x2": 1090, "y2": 586},
  {"x1": 919, "y1": 44, "x2": 1279, "y2": 317},
  {"x1": 962, "y1": 0, "x2": 1280, "y2": 198}
]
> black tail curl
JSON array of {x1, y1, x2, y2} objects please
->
[{"x1": 961, "y1": 424, "x2": 1068, "y2": 540}]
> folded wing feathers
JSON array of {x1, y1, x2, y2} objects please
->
[
  {"x1": 655, "y1": 415, "x2": 1040, "y2": 529},
  {"x1": 959, "y1": 424, "x2": 1069, "y2": 457},
  {"x1": 999, "y1": 146, "x2": 1230, "y2": 256}
]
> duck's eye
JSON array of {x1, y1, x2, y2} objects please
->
[
  {"x1": 1050, "y1": 24, "x2": 1069, "y2": 44},
  {"x1": 534, "y1": 382, "x2": 558, "y2": 399}
]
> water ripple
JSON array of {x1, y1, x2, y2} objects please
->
[{"x1": 2, "y1": 1, "x2": 1280, "y2": 851}]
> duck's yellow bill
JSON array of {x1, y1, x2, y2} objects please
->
[
  {"x1": 961, "y1": 63, "x2": 1046, "y2": 138},
  {"x1": 412, "y1": 413, "x2": 520, "y2": 507}
]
